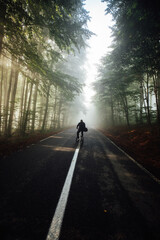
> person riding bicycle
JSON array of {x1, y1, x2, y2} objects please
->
[{"x1": 76, "y1": 119, "x2": 86, "y2": 140}]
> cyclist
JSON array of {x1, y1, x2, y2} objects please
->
[{"x1": 76, "y1": 119, "x2": 86, "y2": 140}]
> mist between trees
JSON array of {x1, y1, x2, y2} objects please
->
[
  {"x1": 0, "y1": 0, "x2": 92, "y2": 137},
  {"x1": 93, "y1": 0, "x2": 160, "y2": 129},
  {"x1": 1, "y1": 0, "x2": 160, "y2": 139}
]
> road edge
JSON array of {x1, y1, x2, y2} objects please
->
[{"x1": 98, "y1": 130, "x2": 160, "y2": 185}]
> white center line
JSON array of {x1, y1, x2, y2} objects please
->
[{"x1": 46, "y1": 142, "x2": 80, "y2": 240}]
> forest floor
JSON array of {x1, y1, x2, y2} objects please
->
[
  {"x1": 100, "y1": 124, "x2": 160, "y2": 180},
  {"x1": 0, "y1": 130, "x2": 62, "y2": 158},
  {"x1": 0, "y1": 125, "x2": 160, "y2": 180}
]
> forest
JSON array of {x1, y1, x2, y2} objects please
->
[
  {"x1": 0, "y1": 0, "x2": 91, "y2": 138},
  {"x1": 1, "y1": 0, "x2": 160, "y2": 146},
  {"x1": 93, "y1": 0, "x2": 160, "y2": 129},
  {"x1": 1, "y1": 2, "x2": 160, "y2": 239}
]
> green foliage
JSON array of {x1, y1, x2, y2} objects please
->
[{"x1": 1, "y1": 0, "x2": 92, "y2": 84}]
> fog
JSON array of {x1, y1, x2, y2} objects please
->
[
  {"x1": 0, "y1": 0, "x2": 113, "y2": 137},
  {"x1": 72, "y1": 0, "x2": 113, "y2": 130}
]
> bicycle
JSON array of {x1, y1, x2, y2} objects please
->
[{"x1": 76, "y1": 134, "x2": 84, "y2": 146}]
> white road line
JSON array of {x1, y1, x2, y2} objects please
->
[
  {"x1": 46, "y1": 142, "x2": 80, "y2": 240},
  {"x1": 40, "y1": 136, "x2": 53, "y2": 142},
  {"x1": 39, "y1": 130, "x2": 66, "y2": 143},
  {"x1": 103, "y1": 133, "x2": 160, "y2": 185}
]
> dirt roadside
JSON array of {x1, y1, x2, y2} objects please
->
[
  {"x1": 99, "y1": 125, "x2": 160, "y2": 180},
  {"x1": 0, "y1": 130, "x2": 64, "y2": 158}
]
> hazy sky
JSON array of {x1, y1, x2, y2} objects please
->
[{"x1": 83, "y1": 0, "x2": 113, "y2": 106}]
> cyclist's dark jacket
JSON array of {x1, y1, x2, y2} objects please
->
[{"x1": 77, "y1": 121, "x2": 85, "y2": 131}]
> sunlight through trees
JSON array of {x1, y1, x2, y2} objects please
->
[{"x1": 0, "y1": 0, "x2": 92, "y2": 136}]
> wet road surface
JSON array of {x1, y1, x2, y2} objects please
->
[{"x1": 0, "y1": 128, "x2": 160, "y2": 240}]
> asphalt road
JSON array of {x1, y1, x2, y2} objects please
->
[{"x1": 0, "y1": 128, "x2": 160, "y2": 240}]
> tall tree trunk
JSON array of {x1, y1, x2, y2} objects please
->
[
  {"x1": 157, "y1": 72, "x2": 160, "y2": 135},
  {"x1": 0, "y1": 2, "x2": 6, "y2": 56},
  {"x1": 110, "y1": 91, "x2": 115, "y2": 126},
  {"x1": 0, "y1": 57, "x2": 4, "y2": 133},
  {"x1": 41, "y1": 83, "x2": 50, "y2": 131},
  {"x1": 31, "y1": 79, "x2": 38, "y2": 132},
  {"x1": 38, "y1": 97, "x2": 44, "y2": 129},
  {"x1": 4, "y1": 62, "x2": 14, "y2": 135},
  {"x1": 57, "y1": 99, "x2": 62, "y2": 129},
  {"x1": 0, "y1": 25, "x2": 4, "y2": 56},
  {"x1": 7, "y1": 67, "x2": 19, "y2": 136},
  {"x1": 53, "y1": 86, "x2": 58, "y2": 129},
  {"x1": 134, "y1": 100, "x2": 138, "y2": 124},
  {"x1": 2, "y1": 63, "x2": 8, "y2": 133},
  {"x1": 21, "y1": 82, "x2": 33, "y2": 135},
  {"x1": 20, "y1": 80, "x2": 29, "y2": 133},
  {"x1": 116, "y1": 102, "x2": 121, "y2": 125},
  {"x1": 61, "y1": 112, "x2": 65, "y2": 128},
  {"x1": 139, "y1": 79, "x2": 144, "y2": 124},
  {"x1": 18, "y1": 77, "x2": 26, "y2": 132},
  {"x1": 153, "y1": 74, "x2": 160, "y2": 125},
  {"x1": 120, "y1": 94, "x2": 130, "y2": 127},
  {"x1": 145, "y1": 73, "x2": 151, "y2": 126}
]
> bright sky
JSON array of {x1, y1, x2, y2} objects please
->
[{"x1": 83, "y1": 0, "x2": 113, "y2": 106}]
